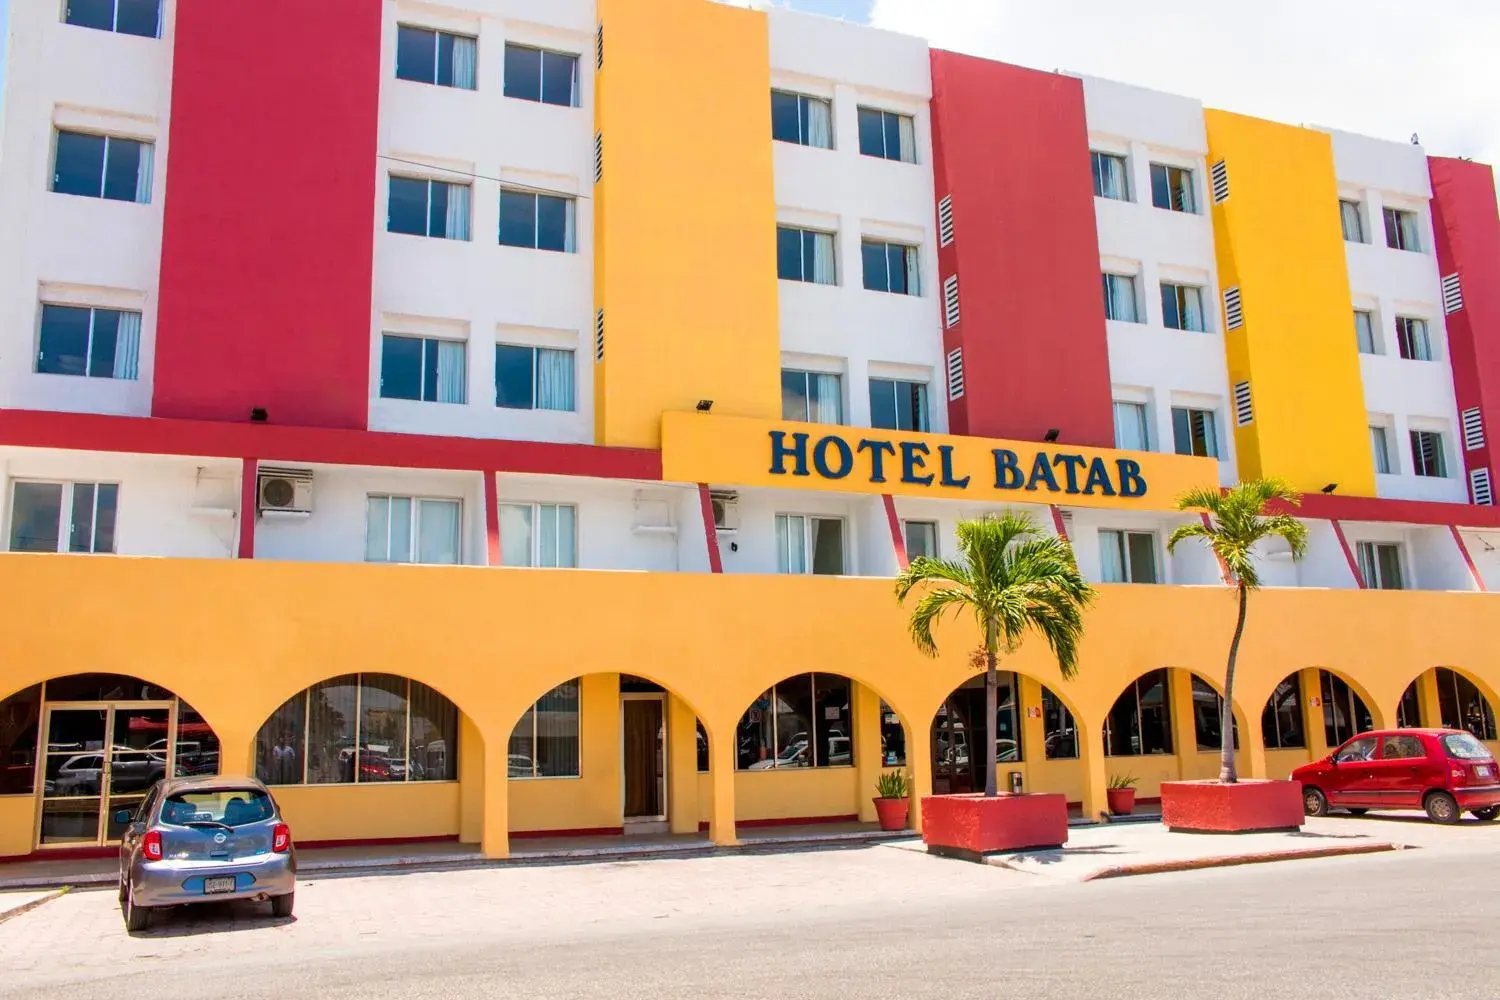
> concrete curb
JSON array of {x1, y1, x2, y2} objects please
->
[
  {"x1": 0, "y1": 888, "x2": 68, "y2": 924},
  {"x1": 1081, "y1": 841, "x2": 1406, "y2": 881}
]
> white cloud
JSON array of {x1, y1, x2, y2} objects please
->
[{"x1": 870, "y1": 0, "x2": 1500, "y2": 173}]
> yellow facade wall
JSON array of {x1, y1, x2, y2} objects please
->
[
  {"x1": 0, "y1": 795, "x2": 33, "y2": 859},
  {"x1": 272, "y1": 782, "x2": 460, "y2": 844},
  {"x1": 733, "y1": 768, "x2": 859, "y2": 823},
  {"x1": 509, "y1": 673, "x2": 621, "y2": 834},
  {"x1": 593, "y1": 0, "x2": 780, "y2": 447},
  {"x1": 1204, "y1": 110, "x2": 1375, "y2": 496}
]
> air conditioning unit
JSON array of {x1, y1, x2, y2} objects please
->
[
  {"x1": 257, "y1": 467, "x2": 314, "y2": 515},
  {"x1": 709, "y1": 489, "x2": 739, "y2": 533}
]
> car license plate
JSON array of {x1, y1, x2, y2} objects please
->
[
  {"x1": 1478, "y1": 765, "x2": 1492, "y2": 778},
  {"x1": 203, "y1": 876, "x2": 236, "y2": 894}
]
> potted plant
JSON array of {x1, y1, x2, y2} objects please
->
[
  {"x1": 873, "y1": 769, "x2": 911, "y2": 831},
  {"x1": 1106, "y1": 774, "x2": 1138, "y2": 816}
]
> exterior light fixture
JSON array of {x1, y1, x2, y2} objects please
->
[
  {"x1": 696, "y1": 400, "x2": 714, "y2": 412},
  {"x1": 1321, "y1": 483, "x2": 1338, "y2": 494},
  {"x1": 1043, "y1": 428, "x2": 1060, "y2": 443}
]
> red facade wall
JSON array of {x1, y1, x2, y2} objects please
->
[
  {"x1": 929, "y1": 52, "x2": 1114, "y2": 448},
  {"x1": 152, "y1": 0, "x2": 382, "y2": 429},
  {"x1": 1429, "y1": 156, "x2": 1500, "y2": 502}
]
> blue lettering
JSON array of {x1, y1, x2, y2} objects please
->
[
  {"x1": 1083, "y1": 457, "x2": 1116, "y2": 496},
  {"x1": 1117, "y1": 459, "x2": 1148, "y2": 498},
  {"x1": 993, "y1": 450, "x2": 1024, "y2": 490},
  {"x1": 1025, "y1": 452, "x2": 1060, "y2": 492},
  {"x1": 769, "y1": 431, "x2": 810, "y2": 476},
  {"x1": 813, "y1": 435, "x2": 854, "y2": 479},
  {"x1": 900, "y1": 442, "x2": 935, "y2": 486},
  {"x1": 858, "y1": 439, "x2": 896, "y2": 483},
  {"x1": 1052, "y1": 454, "x2": 1087, "y2": 495},
  {"x1": 938, "y1": 445, "x2": 971, "y2": 488}
]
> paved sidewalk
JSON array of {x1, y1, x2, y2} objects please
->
[{"x1": 0, "y1": 891, "x2": 63, "y2": 923}]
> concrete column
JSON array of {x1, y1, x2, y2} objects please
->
[
  {"x1": 666, "y1": 695, "x2": 699, "y2": 835},
  {"x1": 1169, "y1": 668, "x2": 1200, "y2": 771},
  {"x1": 707, "y1": 727, "x2": 737, "y2": 847},
  {"x1": 481, "y1": 736, "x2": 510, "y2": 859},
  {"x1": 1076, "y1": 716, "x2": 1108, "y2": 822},
  {"x1": 458, "y1": 713, "x2": 485, "y2": 844},
  {"x1": 1019, "y1": 675, "x2": 1048, "y2": 790},
  {"x1": 1417, "y1": 669, "x2": 1444, "y2": 730},
  {"x1": 1239, "y1": 703, "x2": 1268, "y2": 780},
  {"x1": 1301, "y1": 668, "x2": 1330, "y2": 760},
  {"x1": 215, "y1": 729, "x2": 255, "y2": 778},
  {"x1": 907, "y1": 710, "x2": 932, "y2": 833},
  {"x1": 852, "y1": 682, "x2": 882, "y2": 823}
]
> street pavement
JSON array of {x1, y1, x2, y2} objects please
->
[{"x1": 2, "y1": 822, "x2": 1497, "y2": 999}]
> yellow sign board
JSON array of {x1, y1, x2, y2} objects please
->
[{"x1": 660, "y1": 412, "x2": 1221, "y2": 512}]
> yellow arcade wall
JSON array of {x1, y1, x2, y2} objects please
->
[
  {"x1": 1204, "y1": 110, "x2": 1376, "y2": 497},
  {"x1": 592, "y1": 0, "x2": 781, "y2": 447},
  {"x1": 0, "y1": 555, "x2": 1498, "y2": 858}
]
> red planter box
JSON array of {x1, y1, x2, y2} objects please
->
[
  {"x1": 1160, "y1": 779, "x2": 1304, "y2": 833},
  {"x1": 921, "y1": 793, "x2": 1068, "y2": 860}
]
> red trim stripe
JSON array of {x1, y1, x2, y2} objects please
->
[
  {"x1": 1450, "y1": 525, "x2": 1488, "y2": 592},
  {"x1": 697, "y1": 484, "x2": 723, "y2": 574},
  {"x1": 1330, "y1": 520, "x2": 1366, "y2": 588},
  {"x1": 483, "y1": 471, "x2": 501, "y2": 567},
  {"x1": 698, "y1": 814, "x2": 858, "y2": 832},
  {"x1": 1201, "y1": 513, "x2": 1231, "y2": 584},
  {"x1": 883, "y1": 495, "x2": 909, "y2": 570},
  {"x1": 1049, "y1": 503, "x2": 1070, "y2": 542},
  {"x1": 237, "y1": 457, "x2": 258, "y2": 559}
]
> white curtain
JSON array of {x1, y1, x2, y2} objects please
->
[
  {"x1": 1113, "y1": 402, "x2": 1148, "y2": 451},
  {"x1": 444, "y1": 184, "x2": 471, "y2": 241},
  {"x1": 364, "y1": 497, "x2": 390, "y2": 562},
  {"x1": 417, "y1": 499, "x2": 461, "y2": 565},
  {"x1": 776, "y1": 515, "x2": 806, "y2": 574},
  {"x1": 897, "y1": 114, "x2": 916, "y2": 163},
  {"x1": 1341, "y1": 201, "x2": 1363, "y2": 242},
  {"x1": 1099, "y1": 531, "x2": 1126, "y2": 583},
  {"x1": 811, "y1": 231, "x2": 836, "y2": 285},
  {"x1": 1399, "y1": 213, "x2": 1422, "y2": 252},
  {"x1": 451, "y1": 36, "x2": 477, "y2": 90},
  {"x1": 499, "y1": 503, "x2": 533, "y2": 567},
  {"x1": 133, "y1": 141, "x2": 154, "y2": 204},
  {"x1": 903, "y1": 246, "x2": 920, "y2": 296},
  {"x1": 1370, "y1": 426, "x2": 1390, "y2": 474},
  {"x1": 1355, "y1": 311, "x2": 1375, "y2": 353},
  {"x1": 434, "y1": 339, "x2": 466, "y2": 403},
  {"x1": 564, "y1": 198, "x2": 577, "y2": 252},
  {"x1": 535, "y1": 348, "x2": 574, "y2": 411},
  {"x1": 539, "y1": 504, "x2": 576, "y2": 568},
  {"x1": 1105, "y1": 274, "x2": 1138, "y2": 323},
  {"x1": 568, "y1": 56, "x2": 581, "y2": 108},
  {"x1": 812, "y1": 373, "x2": 842, "y2": 424},
  {"x1": 388, "y1": 497, "x2": 413, "y2": 562},
  {"x1": 805, "y1": 98, "x2": 832, "y2": 149},
  {"x1": 113, "y1": 311, "x2": 141, "y2": 380},
  {"x1": 1098, "y1": 155, "x2": 1126, "y2": 200},
  {"x1": 1412, "y1": 320, "x2": 1432, "y2": 361},
  {"x1": 1182, "y1": 287, "x2": 1204, "y2": 332}
]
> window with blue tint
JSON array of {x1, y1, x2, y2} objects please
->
[
  {"x1": 777, "y1": 226, "x2": 836, "y2": 284},
  {"x1": 771, "y1": 91, "x2": 832, "y2": 148},
  {"x1": 858, "y1": 107, "x2": 915, "y2": 163},
  {"x1": 504, "y1": 44, "x2": 580, "y2": 107},
  {"x1": 388, "y1": 177, "x2": 470, "y2": 240},
  {"x1": 869, "y1": 378, "x2": 929, "y2": 432},
  {"x1": 496, "y1": 345, "x2": 574, "y2": 411},
  {"x1": 52, "y1": 131, "x2": 151, "y2": 203},
  {"x1": 102, "y1": 138, "x2": 147, "y2": 201},
  {"x1": 387, "y1": 177, "x2": 430, "y2": 236},
  {"x1": 8, "y1": 481, "x2": 116, "y2": 554},
  {"x1": 861, "y1": 240, "x2": 918, "y2": 295},
  {"x1": 65, "y1": 0, "x2": 115, "y2": 31},
  {"x1": 64, "y1": 0, "x2": 159, "y2": 38},
  {"x1": 1149, "y1": 163, "x2": 1196, "y2": 213},
  {"x1": 396, "y1": 25, "x2": 477, "y2": 89},
  {"x1": 381, "y1": 335, "x2": 467, "y2": 403},
  {"x1": 498, "y1": 189, "x2": 575, "y2": 252},
  {"x1": 37, "y1": 303, "x2": 142, "y2": 381}
]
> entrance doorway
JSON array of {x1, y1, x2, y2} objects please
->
[
  {"x1": 931, "y1": 673, "x2": 1024, "y2": 795},
  {"x1": 39, "y1": 702, "x2": 175, "y2": 848},
  {"x1": 621, "y1": 695, "x2": 666, "y2": 831}
]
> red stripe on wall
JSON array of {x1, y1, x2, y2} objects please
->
[
  {"x1": 1329, "y1": 520, "x2": 1366, "y2": 589},
  {"x1": 153, "y1": 0, "x2": 383, "y2": 429},
  {"x1": 1200, "y1": 513, "x2": 1230, "y2": 584},
  {"x1": 1450, "y1": 525, "x2": 1487, "y2": 592},
  {"x1": 1049, "y1": 504, "x2": 1070, "y2": 542},
  {"x1": 697, "y1": 484, "x2": 723, "y2": 574},
  {"x1": 484, "y1": 471, "x2": 501, "y2": 567},
  {"x1": 883, "y1": 495, "x2": 908, "y2": 570},
  {"x1": 237, "y1": 458, "x2": 258, "y2": 559}
]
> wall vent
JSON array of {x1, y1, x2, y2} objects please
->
[
  {"x1": 1442, "y1": 273, "x2": 1464, "y2": 315},
  {"x1": 595, "y1": 22, "x2": 604, "y2": 71},
  {"x1": 937, "y1": 195, "x2": 955, "y2": 247},
  {"x1": 593, "y1": 132, "x2": 603, "y2": 184},
  {"x1": 1210, "y1": 160, "x2": 1229, "y2": 204},
  {"x1": 942, "y1": 274, "x2": 960, "y2": 328},
  {"x1": 1223, "y1": 286, "x2": 1244, "y2": 330},
  {"x1": 1232, "y1": 380, "x2": 1254, "y2": 426},
  {"x1": 1462, "y1": 406, "x2": 1485, "y2": 451},
  {"x1": 1471, "y1": 467, "x2": 1494, "y2": 506},
  {"x1": 945, "y1": 348, "x2": 965, "y2": 401},
  {"x1": 593, "y1": 309, "x2": 605, "y2": 362}
]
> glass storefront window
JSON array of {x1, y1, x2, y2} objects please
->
[
  {"x1": 736, "y1": 674, "x2": 853, "y2": 770},
  {"x1": 1436, "y1": 668, "x2": 1497, "y2": 741},
  {"x1": 1042, "y1": 686, "x2": 1077, "y2": 760},
  {"x1": 1261, "y1": 674, "x2": 1304, "y2": 750},
  {"x1": 508, "y1": 679, "x2": 581, "y2": 779},
  {"x1": 1104, "y1": 669, "x2": 1173, "y2": 757},
  {"x1": 1320, "y1": 671, "x2": 1373, "y2": 748},
  {"x1": 1191, "y1": 676, "x2": 1238, "y2": 751},
  {"x1": 879, "y1": 701, "x2": 905, "y2": 766},
  {"x1": 1396, "y1": 681, "x2": 1422, "y2": 729},
  {"x1": 0, "y1": 684, "x2": 41, "y2": 795}
]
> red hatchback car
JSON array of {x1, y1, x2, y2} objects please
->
[{"x1": 1293, "y1": 729, "x2": 1500, "y2": 824}]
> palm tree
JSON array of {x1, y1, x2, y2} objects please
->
[
  {"x1": 1167, "y1": 479, "x2": 1309, "y2": 784},
  {"x1": 895, "y1": 513, "x2": 1095, "y2": 798}
]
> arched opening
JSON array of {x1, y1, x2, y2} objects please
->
[
  {"x1": 1102, "y1": 669, "x2": 1250, "y2": 791},
  {"x1": 0, "y1": 674, "x2": 221, "y2": 850},
  {"x1": 1396, "y1": 668, "x2": 1498, "y2": 741},
  {"x1": 1261, "y1": 672, "x2": 1312, "y2": 776},
  {"x1": 1318, "y1": 669, "x2": 1376, "y2": 748},
  {"x1": 929, "y1": 672, "x2": 1083, "y2": 804},
  {"x1": 1103, "y1": 669, "x2": 1173, "y2": 760}
]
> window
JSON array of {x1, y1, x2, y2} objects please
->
[
  {"x1": 1160, "y1": 283, "x2": 1207, "y2": 331},
  {"x1": 1149, "y1": 163, "x2": 1196, "y2": 213},
  {"x1": 1102, "y1": 273, "x2": 1140, "y2": 323},
  {"x1": 1380, "y1": 735, "x2": 1426, "y2": 760},
  {"x1": 498, "y1": 190, "x2": 576, "y2": 252},
  {"x1": 904, "y1": 521, "x2": 938, "y2": 561},
  {"x1": 879, "y1": 700, "x2": 906, "y2": 766},
  {"x1": 777, "y1": 226, "x2": 836, "y2": 284},
  {"x1": 1436, "y1": 668, "x2": 1497, "y2": 741},
  {"x1": 1355, "y1": 541, "x2": 1403, "y2": 590},
  {"x1": 771, "y1": 91, "x2": 832, "y2": 149},
  {"x1": 1321, "y1": 671, "x2": 1372, "y2": 748},
  {"x1": 495, "y1": 345, "x2": 575, "y2": 411},
  {"x1": 1091, "y1": 151, "x2": 1129, "y2": 201},
  {"x1": 736, "y1": 674, "x2": 853, "y2": 769},
  {"x1": 8, "y1": 481, "x2": 118, "y2": 554},
  {"x1": 396, "y1": 25, "x2": 477, "y2": 89},
  {"x1": 1395, "y1": 317, "x2": 1432, "y2": 361},
  {"x1": 781, "y1": 369, "x2": 842, "y2": 424},
  {"x1": 1104, "y1": 669, "x2": 1173, "y2": 756},
  {"x1": 1113, "y1": 401, "x2": 1151, "y2": 452},
  {"x1": 508, "y1": 680, "x2": 582, "y2": 778},
  {"x1": 1172, "y1": 407, "x2": 1219, "y2": 459},
  {"x1": 1354, "y1": 310, "x2": 1377, "y2": 355},
  {"x1": 64, "y1": 0, "x2": 159, "y2": 37},
  {"x1": 1370, "y1": 425, "x2": 1392, "y2": 475},
  {"x1": 254, "y1": 674, "x2": 458, "y2": 785},
  {"x1": 1397, "y1": 682, "x2": 1422, "y2": 728},
  {"x1": 52, "y1": 130, "x2": 153, "y2": 203},
  {"x1": 499, "y1": 503, "x2": 577, "y2": 568},
  {"x1": 503, "y1": 43, "x2": 579, "y2": 107},
  {"x1": 869, "y1": 378, "x2": 928, "y2": 432},
  {"x1": 775, "y1": 514, "x2": 844, "y2": 576},
  {"x1": 1261, "y1": 674, "x2": 1304, "y2": 750},
  {"x1": 388, "y1": 177, "x2": 471, "y2": 240},
  {"x1": 862, "y1": 240, "x2": 919, "y2": 295},
  {"x1": 1340, "y1": 200, "x2": 1365, "y2": 243},
  {"x1": 364, "y1": 496, "x2": 461, "y2": 565},
  {"x1": 1043, "y1": 687, "x2": 1078, "y2": 759},
  {"x1": 1410, "y1": 429, "x2": 1448, "y2": 478},
  {"x1": 1334, "y1": 736, "x2": 1377, "y2": 763},
  {"x1": 1191, "y1": 676, "x2": 1239, "y2": 751},
  {"x1": 1383, "y1": 207, "x2": 1422, "y2": 252},
  {"x1": 1442, "y1": 732, "x2": 1492, "y2": 760},
  {"x1": 1099, "y1": 530, "x2": 1158, "y2": 584},
  {"x1": 36, "y1": 305, "x2": 140, "y2": 380},
  {"x1": 379, "y1": 334, "x2": 467, "y2": 403},
  {"x1": 857, "y1": 107, "x2": 916, "y2": 163}
]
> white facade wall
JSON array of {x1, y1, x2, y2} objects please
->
[
  {"x1": 1324, "y1": 127, "x2": 1466, "y2": 504},
  {"x1": 0, "y1": 0, "x2": 178, "y2": 418},
  {"x1": 1080, "y1": 76, "x2": 1236, "y2": 487}
]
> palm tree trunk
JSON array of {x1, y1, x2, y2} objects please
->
[
  {"x1": 1220, "y1": 581, "x2": 1248, "y2": 784},
  {"x1": 985, "y1": 620, "x2": 998, "y2": 798}
]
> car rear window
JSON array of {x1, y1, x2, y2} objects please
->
[
  {"x1": 162, "y1": 789, "x2": 274, "y2": 827},
  {"x1": 1441, "y1": 733, "x2": 1494, "y2": 761}
]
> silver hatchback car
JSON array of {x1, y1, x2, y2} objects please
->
[{"x1": 117, "y1": 775, "x2": 296, "y2": 931}]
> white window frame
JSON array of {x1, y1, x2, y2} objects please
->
[
  {"x1": 1369, "y1": 423, "x2": 1393, "y2": 476},
  {"x1": 771, "y1": 90, "x2": 834, "y2": 150},
  {"x1": 364, "y1": 494, "x2": 463, "y2": 565},
  {"x1": 903, "y1": 520, "x2": 939, "y2": 561},
  {"x1": 1113, "y1": 400, "x2": 1152, "y2": 452},
  {"x1": 1171, "y1": 405, "x2": 1221, "y2": 459},
  {"x1": 781, "y1": 368, "x2": 844, "y2": 425},
  {"x1": 379, "y1": 333, "x2": 468, "y2": 404},
  {"x1": 503, "y1": 42, "x2": 581, "y2": 107},
  {"x1": 494, "y1": 343, "x2": 576, "y2": 412},
  {"x1": 51, "y1": 129, "x2": 154, "y2": 204},
  {"x1": 7, "y1": 480, "x2": 119, "y2": 554},
  {"x1": 775, "y1": 513, "x2": 847, "y2": 576},
  {"x1": 498, "y1": 188, "x2": 577, "y2": 252},
  {"x1": 868, "y1": 376, "x2": 929, "y2": 433},
  {"x1": 1384, "y1": 206, "x2": 1423, "y2": 253},
  {"x1": 1099, "y1": 529, "x2": 1160, "y2": 584},
  {"x1": 1409, "y1": 428, "x2": 1449, "y2": 479},
  {"x1": 1354, "y1": 309, "x2": 1379, "y2": 355},
  {"x1": 498, "y1": 501, "x2": 579, "y2": 568},
  {"x1": 857, "y1": 107, "x2": 917, "y2": 164},
  {"x1": 861, "y1": 239, "x2": 920, "y2": 296},
  {"x1": 388, "y1": 176, "x2": 472, "y2": 241},
  {"x1": 1395, "y1": 316, "x2": 1434, "y2": 362},
  {"x1": 36, "y1": 303, "x2": 142, "y2": 380},
  {"x1": 1355, "y1": 541, "x2": 1406, "y2": 590},
  {"x1": 63, "y1": 0, "x2": 161, "y2": 37},
  {"x1": 1149, "y1": 162, "x2": 1198, "y2": 214},
  {"x1": 1102, "y1": 272, "x2": 1141, "y2": 323},
  {"x1": 1160, "y1": 282, "x2": 1207, "y2": 332},
  {"x1": 1340, "y1": 199, "x2": 1366, "y2": 243},
  {"x1": 1090, "y1": 150, "x2": 1130, "y2": 201}
]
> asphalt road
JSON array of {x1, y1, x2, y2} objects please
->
[{"x1": 3, "y1": 846, "x2": 1497, "y2": 999}]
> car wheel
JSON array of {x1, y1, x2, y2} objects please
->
[
  {"x1": 122, "y1": 890, "x2": 150, "y2": 933},
  {"x1": 1303, "y1": 787, "x2": 1329, "y2": 817},
  {"x1": 1345, "y1": 808, "x2": 1368, "y2": 816},
  {"x1": 1425, "y1": 791, "x2": 1461, "y2": 825},
  {"x1": 117, "y1": 877, "x2": 127, "y2": 904},
  {"x1": 1471, "y1": 806, "x2": 1500, "y2": 822},
  {"x1": 270, "y1": 892, "x2": 294, "y2": 919}
]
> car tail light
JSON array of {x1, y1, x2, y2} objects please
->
[
  {"x1": 142, "y1": 830, "x2": 163, "y2": 861},
  {"x1": 272, "y1": 823, "x2": 291, "y2": 853}
]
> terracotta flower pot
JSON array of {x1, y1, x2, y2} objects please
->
[
  {"x1": 1106, "y1": 787, "x2": 1136, "y2": 816},
  {"x1": 873, "y1": 796, "x2": 910, "y2": 831}
]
